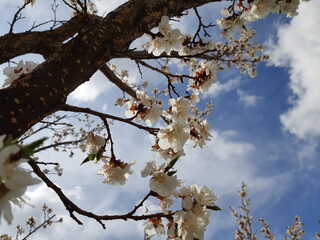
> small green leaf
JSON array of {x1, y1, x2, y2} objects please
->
[
  {"x1": 167, "y1": 170, "x2": 177, "y2": 176},
  {"x1": 208, "y1": 205, "x2": 222, "y2": 211},
  {"x1": 80, "y1": 154, "x2": 96, "y2": 165},
  {"x1": 20, "y1": 137, "x2": 47, "y2": 156},
  {"x1": 167, "y1": 156, "x2": 179, "y2": 169},
  {"x1": 96, "y1": 149, "x2": 104, "y2": 160},
  {"x1": 80, "y1": 156, "x2": 90, "y2": 165}
]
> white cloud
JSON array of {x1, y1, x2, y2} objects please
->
[
  {"x1": 237, "y1": 89, "x2": 260, "y2": 107},
  {"x1": 204, "y1": 77, "x2": 240, "y2": 98},
  {"x1": 178, "y1": 130, "x2": 292, "y2": 237},
  {"x1": 267, "y1": 1, "x2": 320, "y2": 140},
  {"x1": 68, "y1": 70, "x2": 113, "y2": 103}
]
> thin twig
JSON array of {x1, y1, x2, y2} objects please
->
[
  {"x1": 21, "y1": 214, "x2": 56, "y2": 240},
  {"x1": 60, "y1": 104, "x2": 158, "y2": 135},
  {"x1": 28, "y1": 158, "x2": 174, "y2": 228}
]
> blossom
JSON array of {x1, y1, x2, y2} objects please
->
[
  {"x1": 179, "y1": 186, "x2": 194, "y2": 210},
  {"x1": 157, "y1": 122, "x2": 190, "y2": 152},
  {"x1": 144, "y1": 16, "x2": 183, "y2": 56},
  {"x1": 141, "y1": 161, "x2": 158, "y2": 177},
  {"x1": 145, "y1": 104, "x2": 162, "y2": 126},
  {"x1": 2, "y1": 60, "x2": 38, "y2": 88},
  {"x1": 144, "y1": 218, "x2": 165, "y2": 238},
  {"x1": 188, "y1": 61, "x2": 217, "y2": 93},
  {"x1": 96, "y1": 159, "x2": 135, "y2": 185},
  {"x1": 158, "y1": 195, "x2": 174, "y2": 213},
  {"x1": 141, "y1": 161, "x2": 180, "y2": 197},
  {"x1": 125, "y1": 91, "x2": 162, "y2": 126},
  {"x1": 173, "y1": 210, "x2": 207, "y2": 240},
  {"x1": 152, "y1": 147, "x2": 185, "y2": 161},
  {"x1": 86, "y1": 133, "x2": 105, "y2": 155},
  {"x1": 149, "y1": 171, "x2": 180, "y2": 197},
  {"x1": 179, "y1": 35, "x2": 215, "y2": 56},
  {"x1": 191, "y1": 184, "x2": 219, "y2": 207},
  {"x1": 167, "y1": 97, "x2": 191, "y2": 123},
  {"x1": 189, "y1": 118, "x2": 212, "y2": 148},
  {"x1": 0, "y1": 135, "x2": 41, "y2": 224}
]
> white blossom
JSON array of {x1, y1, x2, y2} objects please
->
[
  {"x1": 145, "y1": 104, "x2": 162, "y2": 127},
  {"x1": 153, "y1": 147, "x2": 185, "y2": 161},
  {"x1": 159, "y1": 195, "x2": 174, "y2": 213},
  {"x1": 168, "y1": 97, "x2": 191, "y2": 123},
  {"x1": 149, "y1": 171, "x2": 180, "y2": 197},
  {"x1": 189, "y1": 61, "x2": 217, "y2": 93},
  {"x1": 173, "y1": 210, "x2": 206, "y2": 240},
  {"x1": 144, "y1": 16, "x2": 183, "y2": 56},
  {"x1": 144, "y1": 218, "x2": 165, "y2": 238},
  {"x1": 142, "y1": 162, "x2": 180, "y2": 196},
  {"x1": 157, "y1": 122, "x2": 190, "y2": 152},
  {"x1": 2, "y1": 60, "x2": 38, "y2": 88},
  {"x1": 191, "y1": 184, "x2": 219, "y2": 207},
  {"x1": 96, "y1": 160, "x2": 135, "y2": 185},
  {"x1": 141, "y1": 161, "x2": 158, "y2": 177},
  {"x1": 0, "y1": 135, "x2": 41, "y2": 224},
  {"x1": 125, "y1": 91, "x2": 162, "y2": 126},
  {"x1": 86, "y1": 133, "x2": 105, "y2": 155}
]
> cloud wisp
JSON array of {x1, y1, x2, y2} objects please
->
[{"x1": 267, "y1": 1, "x2": 320, "y2": 141}]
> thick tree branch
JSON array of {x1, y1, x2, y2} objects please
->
[
  {"x1": 0, "y1": 0, "x2": 220, "y2": 139},
  {"x1": 0, "y1": 15, "x2": 100, "y2": 64}
]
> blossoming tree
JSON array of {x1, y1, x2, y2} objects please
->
[{"x1": 0, "y1": 0, "x2": 309, "y2": 239}]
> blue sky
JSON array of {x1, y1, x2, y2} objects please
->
[{"x1": 1, "y1": 0, "x2": 320, "y2": 239}]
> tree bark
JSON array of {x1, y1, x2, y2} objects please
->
[{"x1": 0, "y1": 0, "x2": 218, "y2": 139}]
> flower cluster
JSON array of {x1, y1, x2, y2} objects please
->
[
  {"x1": 125, "y1": 90, "x2": 162, "y2": 126},
  {"x1": 217, "y1": 0, "x2": 304, "y2": 36},
  {"x1": 2, "y1": 60, "x2": 38, "y2": 88},
  {"x1": 141, "y1": 161, "x2": 219, "y2": 239},
  {"x1": 96, "y1": 157, "x2": 135, "y2": 186},
  {"x1": 84, "y1": 133, "x2": 136, "y2": 185},
  {"x1": 144, "y1": 16, "x2": 216, "y2": 57},
  {"x1": 0, "y1": 135, "x2": 41, "y2": 224},
  {"x1": 188, "y1": 60, "x2": 218, "y2": 93},
  {"x1": 143, "y1": 16, "x2": 182, "y2": 56},
  {"x1": 141, "y1": 161, "x2": 180, "y2": 197}
]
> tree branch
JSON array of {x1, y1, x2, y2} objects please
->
[
  {"x1": 0, "y1": 0, "x2": 220, "y2": 138},
  {"x1": 60, "y1": 104, "x2": 159, "y2": 135},
  {"x1": 99, "y1": 64, "x2": 137, "y2": 98},
  {"x1": 28, "y1": 158, "x2": 174, "y2": 228}
]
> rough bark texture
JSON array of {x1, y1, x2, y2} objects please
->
[{"x1": 0, "y1": 0, "x2": 218, "y2": 138}]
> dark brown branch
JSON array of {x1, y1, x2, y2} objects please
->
[
  {"x1": 35, "y1": 139, "x2": 83, "y2": 153},
  {"x1": 61, "y1": 104, "x2": 158, "y2": 135},
  {"x1": 0, "y1": 14, "x2": 99, "y2": 64},
  {"x1": 0, "y1": 0, "x2": 220, "y2": 139},
  {"x1": 28, "y1": 158, "x2": 174, "y2": 228},
  {"x1": 8, "y1": 1, "x2": 30, "y2": 34},
  {"x1": 99, "y1": 64, "x2": 137, "y2": 98},
  {"x1": 101, "y1": 117, "x2": 116, "y2": 160},
  {"x1": 136, "y1": 59, "x2": 197, "y2": 80},
  {"x1": 35, "y1": 161, "x2": 60, "y2": 165},
  {"x1": 128, "y1": 191, "x2": 152, "y2": 216},
  {"x1": 21, "y1": 214, "x2": 57, "y2": 240},
  {"x1": 18, "y1": 115, "x2": 69, "y2": 143},
  {"x1": 114, "y1": 50, "x2": 220, "y2": 60}
]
